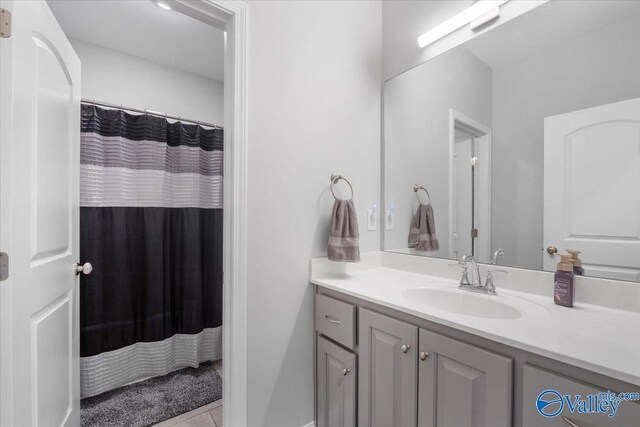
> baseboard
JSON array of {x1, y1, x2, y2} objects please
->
[{"x1": 302, "y1": 422, "x2": 315, "y2": 427}]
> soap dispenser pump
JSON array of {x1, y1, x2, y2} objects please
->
[
  {"x1": 554, "y1": 253, "x2": 575, "y2": 307},
  {"x1": 566, "y1": 249, "x2": 584, "y2": 276}
]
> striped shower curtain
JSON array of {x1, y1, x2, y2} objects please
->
[{"x1": 79, "y1": 104, "x2": 223, "y2": 398}]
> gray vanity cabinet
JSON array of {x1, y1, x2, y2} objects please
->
[
  {"x1": 522, "y1": 364, "x2": 640, "y2": 427},
  {"x1": 418, "y1": 329, "x2": 513, "y2": 427},
  {"x1": 316, "y1": 336, "x2": 357, "y2": 427},
  {"x1": 358, "y1": 308, "x2": 418, "y2": 427}
]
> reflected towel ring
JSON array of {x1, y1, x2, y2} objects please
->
[
  {"x1": 413, "y1": 184, "x2": 431, "y2": 204},
  {"x1": 330, "y1": 173, "x2": 354, "y2": 200}
]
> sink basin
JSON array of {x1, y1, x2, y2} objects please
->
[{"x1": 402, "y1": 288, "x2": 522, "y2": 319}]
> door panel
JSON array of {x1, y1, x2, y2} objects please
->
[
  {"x1": 359, "y1": 308, "x2": 418, "y2": 427},
  {"x1": 436, "y1": 356, "x2": 485, "y2": 427},
  {"x1": 418, "y1": 329, "x2": 512, "y2": 427},
  {"x1": 0, "y1": 1, "x2": 81, "y2": 425},
  {"x1": 543, "y1": 98, "x2": 640, "y2": 280},
  {"x1": 33, "y1": 294, "x2": 73, "y2": 427},
  {"x1": 317, "y1": 336, "x2": 356, "y2": 427},
  {"x1": 32, "y1": 34, "x2": 73, "y2": 262}
]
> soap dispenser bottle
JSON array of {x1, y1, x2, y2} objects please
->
[
  {"x1": 566, "y1": 249, "x2": 584, "y2": 276},
  {"x1": 554, "y1": 253, "x2": 575, "y2": 307}
]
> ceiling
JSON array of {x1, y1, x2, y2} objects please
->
[
  {"x1": 464, "y1": 0, "x2": 640, "y2": 70},
  {"x1": 48, "y1": 0, "x2": 224, "y2": 82}
]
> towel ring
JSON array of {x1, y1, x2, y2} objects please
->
[
  {"x1": 330, "y1": 173, "x2": 354, "y2": 200},
  {"x1": 413, "y1": 184, "x2": 431, "y2": 204}
]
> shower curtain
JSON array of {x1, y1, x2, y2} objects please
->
[{"x1": 79, "y1": 104, "x2": 223, "y2": 398}]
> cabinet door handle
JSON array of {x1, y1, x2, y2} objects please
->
[
  {"x1": 401, "y1": 344, "x2": 411, "y2": 353},
  {"x1": 324, "y1": 315, "x2": 341, "y2": 324},
  {"x1": 419, "y1": 351, "x2": 429, "y2": 361},
  {"x1": 342, "y1": 368, "x2": 351, "y2": 376},
  {"x1": 562, "y1": 416, "x2": 580, "y2": 427}
]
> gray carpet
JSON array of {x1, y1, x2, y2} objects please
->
[{"x1": 80, "y1": 361, "x2": 222, "y2": 427}]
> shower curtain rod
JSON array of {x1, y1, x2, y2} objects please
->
[{"x1": 81, "y1": 98, "x2": 223, "y2": 129}]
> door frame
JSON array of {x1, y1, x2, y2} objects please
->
[
  {"x1": 0, "y1": 2, "x2": 15, "y2": 425},
  {"x1": 0, "y1": 1, "x2": 249, "y2": 426},
  {"x1": 172, "y1": 2, "x2": 249, "y2": 426},
  {"x1": 448, "y1": 109, "x2": 492, "y2": 263}
]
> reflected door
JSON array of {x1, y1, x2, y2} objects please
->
[
  {"x1": 452, "y1": 129, "x2": 477, "y2": 258},
  {"x1": 0, "y1": 1, "x2": 81, "y2": 425},
  {"x1": 543, "y1": 97, "x2": 640, "y2": 281}
]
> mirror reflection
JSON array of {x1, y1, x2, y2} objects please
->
[{"x1": 383, "y1": 0, "x2": 640, "y2": 282}]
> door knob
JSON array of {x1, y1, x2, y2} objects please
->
[
  {"x1": 419, "y1": 351, "x2": 429, "y2": 361},
  {"x1": 75, "y1": 262, "x2": 93, "y2": 276},
  {"x1": 546, "y1": 246, "x2": 558, "y2": 255},
  {"x1": 342, "y1": 368, "x2": 351, "y2": 376},
  {"x1": 401, "y1": 344, "x2": 411, "y2": 353}
]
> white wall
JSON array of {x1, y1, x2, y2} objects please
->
[
  {"x1": 491, "y1": 12, "x2": 640, "y2": 269},
  {"x1": 384, "y1": 46, "x2": 492, "y2": 258},
  {"x1": 382, "y1": 0, "x2": 545, "y2": 81},
  {"x1": 246, "y1": 1, "x2": 381, "y2": 426},
  {"x1": 70, "y1": 39, "x2": 224, "y2": 125}
]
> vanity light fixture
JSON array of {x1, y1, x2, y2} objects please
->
[
  {"x1": 417, "y1": 0, "x2": 509, "y2": 48},
  {"x1": 155, "y1": 1, "x2": 172, "y2": 11}
]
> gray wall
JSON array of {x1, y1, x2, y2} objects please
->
[
  {"x1": 246, "y1": 1, "x2": 381, "y2": 426},
  {"x1": 491, "y1": 12, "x2": 640, "y2": 269},
  {"x1": 384, "y1": 46, "x2": 492, "y2": 257}
]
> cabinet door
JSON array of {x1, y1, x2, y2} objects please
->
[
  {"x1": 418, "y1": 329, "x2": 513, "y2": 427},
  {"x1": 522, "y1": 364, "x2": 640, "y2": 427},
  {"x1": 317, "y1": 336, "x2": 357, "y2": 427},
  {"x1": 359, "y1": 308, "x2": 418, "y2": 427}
]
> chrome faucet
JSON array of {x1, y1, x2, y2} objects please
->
[
  {"x1": 459, "y1": 254, "x2": 482, "y2": 289},
  {"x1": 491, "y1": 248, "x2": 505, "y2": 265},
  {"x1": 486, "y1": 248, "x2": 508, "y2": 294},
  {"x1": 454, "y1": 253, "x2": 507, "y2": 295}
]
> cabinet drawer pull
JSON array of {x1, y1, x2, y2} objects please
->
[
  {"x1": 401, "y1": 344, "x2": 411, "y2": 353},
  {"x1": 342, "y1": 368, "x2": 351, "y2": 376},
  {"x1": 325, "y1": 315, "x2": 341, "y2": 324},
  {"x1": 419, "y1": 351, "x2": 429, "y2": 361},
  {"x1": 562, "y1": 416, "x2": 579, "y2": 427}
]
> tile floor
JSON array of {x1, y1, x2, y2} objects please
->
[{"x1": 153, "y1": 360, "x2": 223, "y2": 427}]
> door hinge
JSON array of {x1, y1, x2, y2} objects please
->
[
  {"x1": 0, "y1": 8, "x2": 11, "y2": 38},
  {"x1": 0, "y1": 252, "x2": 8, "y2": 281},
  {"x1": 471, "y1": 228, "x2": 478, "y2": 239}
]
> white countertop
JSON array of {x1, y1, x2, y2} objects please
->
[{"x1": 310, "y1": 252, "x2": 640, "y2": 387}]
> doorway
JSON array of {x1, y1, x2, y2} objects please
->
[
  {"x1": 0, "y1": 1, "x2": 248, "y2": 426},
  {"x1": 48, "y1": 1, "x2": 224, "y2": 425},
  {"x1": 449, "y1": 109, "x2": 492, "y2": 263}
]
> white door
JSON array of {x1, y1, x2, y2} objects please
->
[
  {"x1": 452, "y1": 129, "x2": 474, "y2": 259},
  {"x1": 543, "y1": 97, "x2": 640, "y2": 281},
  {"x1": 0, "y1": 1, "x2": 81, "y2": 426}
]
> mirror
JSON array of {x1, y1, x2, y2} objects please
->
[{"x1": 383, "y1": 0, "x2": 640, "y2": 282}]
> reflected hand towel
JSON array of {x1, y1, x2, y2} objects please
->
[
  {"x1": 327, "y1": 199, "x2": 360, "y2": 262},
  {"x1": 408, "y1": 203, "x2": 439, "y2": 251}
]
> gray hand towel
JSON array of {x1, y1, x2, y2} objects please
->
[
  {"x1": 327, "y1": 199, "x2": 360, "y2": 262},
  {"x1": 408, "y1": 203, "x2": 439, "y2": 251}
]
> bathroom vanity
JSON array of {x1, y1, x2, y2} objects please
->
[
  {"x1": 311, "y1": 253, "x2": 640, "y2": 427},
  {"x1": 314, "y1": 1, "x2": 640, "y2": 425}
]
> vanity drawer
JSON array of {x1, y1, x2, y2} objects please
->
[
  {"x1": 522, "y1": 364, "x2": 640, "y2": 426},
  {"x1": 315, "y1": 294, "x2": 356, "y2": 350}
]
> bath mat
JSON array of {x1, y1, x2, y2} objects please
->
[{"x1": 80, "y1": 361, "x2": 222, "y2": 427}]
